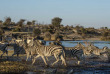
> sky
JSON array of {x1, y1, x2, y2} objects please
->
[{"x1": 0, "y1": 0, "x2": 110, "y2": 28}]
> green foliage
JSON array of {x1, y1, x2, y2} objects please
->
[
  {"x1": 3, "y1": 17, "x2": 11, "y2": 26},
  {"x1": 32, "y1": 20, "x2": 36, "y2": 25},
  {"x1": 101, "y1": 31, "x2": 110, "y2": 41},
  {"x1": 17, "y1": 19, "x2": 25, "y2": 28},
  {"x1": 27, "y1": 21, "x2": 32, "y2": 25},
  {"x1": 33, "y1": 28, "x2": 41, "y2": 37},
  {"x1": 80, "y1": 28, "x2": 87, "y2": 34},
  {"x1": 52, "y1": 17, "x2": 62, "y2": 28},
  {"x1": 12, "y1": 28, "x2": 20, "y2": 32},
  {"x1": 44, "y1": 32, "x2": 51, "y2": 40},
  {"x1": 45, "y1": 32, "x2": 51, "y2": 37},
  {"x1": 42, "y1": 25, "x2": 55, "y2": 34},
  {"x1": 102, "y1": 31, "x2": 109, "y2": 37},
  {"x1": 100, "y1": 27, "x2": 108, "y2": 30}
]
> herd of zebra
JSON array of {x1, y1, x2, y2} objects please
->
[{"x1": 0, "y1": 39, "x2": 109, "y2": 66}]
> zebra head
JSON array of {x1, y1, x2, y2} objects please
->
[
  {"x1": 102, "y1": 46, "x2": 108, "y2": 53},
  {"x1": 49, "y1": 42, "x2": 56, "y2": 45},
  {"x1": 75, "y1": 42, "x2": 85, "y2": 49}
]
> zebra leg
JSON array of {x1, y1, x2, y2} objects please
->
[
  {"x1": 1, "y1": 51, "x2": 5, "y2": 58},
  {"x1": 51, "y1": 54, "x2": 60, "y2": 66},
  {"x1": 12, "y1": 51, "x2": 17, "y2": 56},
  {"x1": 26, "y1": 53, "x2": 29, "y2": 61},
  {"x1": 12, "y1": 53, "x2": 16, "y2": 56},
  {"x1": 17, "y1": 53, "x2": 19, "y2": 57},
  {"x1": 46, "y1": 57, "x2": 49, "y2": 61},
  {"x1": 32, "y1": 55, "x2": 40, "y2": 65},
  {"x1": 76, "y1": 56, "x2": 81, "y2": 65},
  {"x1": 77, "y1": 61, "x2": 80, "y2": 65},
  {"x1": 30, "y1": 55, "x2": 32, "y2": 59},
  {"x1": 6, "y1": 50, "x2": 8, "y2": 59},
  {"x1": 51, "y1": 59, "x2": 59, "y2": 66},
  {"x1": 41, "y1": 56, "x2": 48, "y2": 66},
  {"x1": 60, "y1": 55, "x2": 67, "y2": 66}
]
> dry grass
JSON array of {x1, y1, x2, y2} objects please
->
[
  {"x1": 0, "y1": 61, "x2": 30, "y2": 73},
  {"x1": 0, "y1": 50, "x2": 35, "y2": 73}
]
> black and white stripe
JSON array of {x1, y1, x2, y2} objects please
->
[
  {"x1": 25, "y1": 40, "x2": 66, "y2": 66},
  {"x1": 49, "y1": 42, "x2": 85, "y2": 65},
  {"x1": 65, "y1": 47, "x2": 84, "y2": 64}
]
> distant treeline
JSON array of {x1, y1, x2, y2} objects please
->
[{"x1": 0, "y1": 17, "x2": 110, "y2": 41}]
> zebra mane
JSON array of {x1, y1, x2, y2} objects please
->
[{"x1": 28, "y1": 39, "x2": 42, "y2": 47}]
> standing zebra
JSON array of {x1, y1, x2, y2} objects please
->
[{"x1": 30, "y1": 40, "x2": 66, "y2": 66}]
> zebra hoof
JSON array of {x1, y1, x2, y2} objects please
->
[{"x1": 45, "y1": 65, "x2": 49, "y2": 67}]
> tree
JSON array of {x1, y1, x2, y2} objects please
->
[
  {"x1": 80, "y1": 27, "x2": 87, "y2": 34},
  {"x1": 32, "y1": 20, "x2": 36, "y2": 25},
  {"x1": 52, "y1": 17, "x2": 62, "y2": 28},
  {"x1": 27, "y1": 21, "x2": 32, "y2": 25},
  {"x1": 103, "y1": 31, "x2": 109, "y2": 37},
  {"x1": 17, "y1": 19, "x2": 25, "y2": 27},
  {"x1": 0, "y1": 20, "x2": 3, "y2": 25},
  {"x1": 3, "y1": 17, "x2": 11, "y2": 26},
  {"x1": 33, "y1": 28, "x2": 41, "y2": 37}
]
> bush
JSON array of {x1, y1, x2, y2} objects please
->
[{"x1": 33, "y1": 28, "x2": 41, "y2": 37}]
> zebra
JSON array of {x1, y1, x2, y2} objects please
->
[
  {"x1": 65, "y1": 47, "x2": 85, "y2": 65},
  {"x1": 89, "y1": 46, "x2": 108, "y2": 56},
  {"x1": 49, "y1": 42, "x2": 85, "y2": 65},
  {"x1": 0, "y1": 42, "x2": 9, "y2": 58},
  {"x1": 75, "y1": 42, "x2": 99, "y2": 56},
  {"x1": 74, "y1": 42, "x2": 92, "y2": 55},
  {"x1": 30, "y1": 40, "x2": 66, "y2": 66},
  {"x1": 8, "y1": 40, "x2": 26, "y2": 57},
  {"x1": 84, "y1": 43, "x2": 108, "y2": 56},
  {"x1": 24, "y1": 39, "x2": 48, "y2": 61}
]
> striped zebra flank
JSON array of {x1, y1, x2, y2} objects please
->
[
  {"x1": 24, "y1": 39, "x2": 47, "y2": 61},
  {"x1": 49, "y1": 42, "x2": 85, "y2": 65},
  {"x1": 65, "y1": 47, "x2": 85, "y2": 65},
  {"x1": 26, "y1": 40, "x2": 66, "y2": 66}
]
